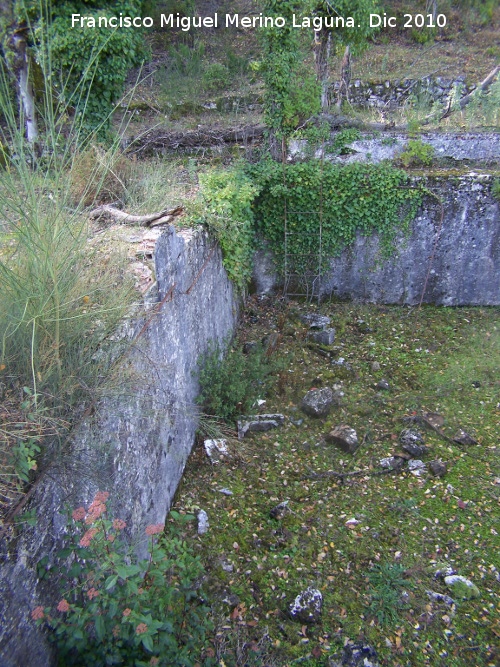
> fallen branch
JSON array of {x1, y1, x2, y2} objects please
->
[
  {"x1": 424, "y1": 63, "x2": 500, "y2": 124},
  {"x1": 88, "y1": 204, "x2": 184, "y2": 227},
  {"x1": 304, "y1": 465, "x2": 393, "y2": 481},
  {"x1": 127, "y1": 124, "x2": 266, "y2": 156}
]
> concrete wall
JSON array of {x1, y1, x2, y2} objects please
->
[
  {"x1": 253, "y1": 173, "x2": 500, "y2": 306},
  {"x1": 0, "y1": 227, "x2": 238, "y2": 667}
]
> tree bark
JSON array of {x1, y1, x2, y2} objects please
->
[
  {"x1": 426, "y1": 0, "x2": 438, "y2": 22},
  {"x1": 88, "y1": 205, "x2": 184, "y2": 227},
  {"x1": 337, "y1": 45, "x2": 351, "y2": 108},
  {"x1": 313, "y1": 28, "x2": 332, "y2": 111},
  {"x1": 7, "y1": 27, "x2": 38, "y2": 143}
]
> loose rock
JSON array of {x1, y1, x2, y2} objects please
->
[
  {"x1": 326, "y1": 425, "x2": 359, "y2": 454},
  {"x1": 289, "y1": 587, "x2": 323, "y2": 623},
  {"x1": 219, "y1": 559, "x2": 234, "y2": 572},
  {"x1": 408, "y1": 459, "x2": 427, "y2": 476},
  {"x1": 237, "y1": 414, "x2": 285, "y2": 439},
  {"x1": 429, "y1": 460, "x2": 447, "y2": 477},
  {"x1": 444, "y1": 575, "x2": 481, "y2": 599},
  {"x1": 197, "y1": 509, "x2": 209, "y2": 535},
  {"x1": 269, "y1": 501, "x2": 289, "y2": 519},
  {"x1": 301, "y1": 387, "x2": 338, "y2": 417},
  {"x1": 426, "y1": 590, "x2": 455, "y2": 606},
  {"x1": 309, "y1": 328, "x2": 336, "y2": 345},
  {"x1": 453, "y1": 429, "x2": 478, "y2": 446},
  {"x1": 329, "y1": 643, "x2": 380, "y2": 667},
  {"x1": 204, "y1": 439, "x2": 229, "y2": 464},
  {"x1": 400, "y1": 429, "x2": 427, "y2": 457},
  {"x1": 371, "y1": 361, "x2": 381, "y2": 371},
  {"x1": 300, "y1": 313, "x2": 331, "y2": 330},
  {"x1": 376, "y1": 379, "x2": 390, "y2": 391},
  {"x1": 379, "y1": 456, "x2": 404, "y2": 471}
]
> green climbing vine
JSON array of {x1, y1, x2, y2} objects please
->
[
  {"x1": 195, "y1": 160, "x2": 425, "y2": 290},
  {"x1": 261, "y1": 0, "x2": 320, "y2": 142},
  {"x1": 195, "y1": 167, "x2": 259, "y2": 293},
  {"x1": 247, "y1": 160, "x2": 425, "y2": 273}
]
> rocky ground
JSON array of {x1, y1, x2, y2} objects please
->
[{"x1": 170, "y1": 296, "x2": 499, "y2": 666}]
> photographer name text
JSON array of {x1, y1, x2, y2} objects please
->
[{"x1": 71, "y1": 12, "x2": 447, "y2": 30}]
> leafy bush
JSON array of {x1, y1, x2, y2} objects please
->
[
  {"x1": 331, "y1": 128, "x2": 362, "y2": 155},
  {"x1": 203, "y1": 63, "x2": 230, "y2": 91},
  {"x1": 46, "y1": 1, "x2": 148, "y2": 130},
  {"x1": 195, "y1": 167, "x2": 258, "y2": 292},
  {"x1": 492, "y1": 178, "x2": 500, "y2": 200},
  {"x1": 168, "y1": 40, "x2": 205, "y2": 77},
  {"x1": 398, "y1": 139, "x2": 435, "y2": 168},
  {"x1": 197, "y1": 342, "x2": 275, "y2": 423},
  {"x1": 224, "y1": 48, "x2": 249, "y2": 75},
  {"x1": 34, "y1": 492, "x2": 214, "y2": 667}
]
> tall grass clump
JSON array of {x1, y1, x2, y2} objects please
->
[{"x1": 0, "y1": 31, "x2": 136, "y2": 506}]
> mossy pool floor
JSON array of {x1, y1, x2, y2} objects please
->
[{"x1": 171, "y1": 299, "x2": 499, "y2": 667}]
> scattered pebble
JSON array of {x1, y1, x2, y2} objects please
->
[{"x1": 197, "y1": 509, "x2": 209, "y2": 535}]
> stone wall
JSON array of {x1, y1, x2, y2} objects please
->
[
  {"x1": 253, "y1": 173, "x2": 500, "y2": 306},
  {"x1": 0, "y1": 227, "x2": 238, "y2": 667},
  {"x1": 331, "y1": 76, "x2": 474, "y2": 109}
]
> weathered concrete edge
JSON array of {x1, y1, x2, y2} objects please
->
[
  {"x1": 252, "y1": 173, "x2": 500, "y2": 306},
  {"x1": 0, "y1": 227, "x2": 238, "y2": 667}
]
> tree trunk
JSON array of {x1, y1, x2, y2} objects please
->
[
  {"x1": 10, "y1": 30, "x2": 38, "y2": 143},
  {"x1": 337, "y1": 45, "x2": 351, "y2": 108},
  {"x1": 426, "y1": 0, "x2": 438, "y2": 22},
  {"x1": 313, "y1": 28, "x2": 332, "y2": 111}
]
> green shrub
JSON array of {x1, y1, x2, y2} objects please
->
[
  {"x1": 331, "y1": 128, "x2": 362, "y2": 155},
  {"x1": 203, "y1": 63, "x2": 230, "y2": 91},
  {"x1": 225, "y1": 48, "x2": 249, "y2": 75},
  {"x1": 197, "y1": 342, "x2": 275, "y2": 423},
  {"x1": 492, "y1": 178, "x2": 500, "y2": 200},
  {"x1": 398, "y1": 139, "x2": 435, "y2": 168},
  {"x1": 168, "y1": 40, "x2": 205, "y2": 77},
  {"x1": 33, "y1": 493, "x2": 214, "y2": 666},
  {"x1": 45, "y1": 1, "x2": 149, "y2": 131},
  {"x1": 195, "y1": 167, "x2": 258, "y2": 292}
]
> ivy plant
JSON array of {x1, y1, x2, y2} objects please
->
[
  {"x1": 195, "y1": 167, "x2": 259, "y2": 293},
  {"x1": 248, "y1": 159, "x2": 424, "y2": 274}
]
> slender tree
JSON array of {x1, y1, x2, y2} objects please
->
[
  {"x1": 1, "y1": 1, "x2": 39, "y2": 143},
  {"x1": 310, "y1": 0, "x2": 381, "y2": 111}
]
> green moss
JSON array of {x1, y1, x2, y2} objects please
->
[{"x1": 173, "y1": 302, "x2": 500, "y2": 666}]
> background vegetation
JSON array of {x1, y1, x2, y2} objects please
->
[{"x1": 0, "y1": 0, "x2": 499, "y2": 664}]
